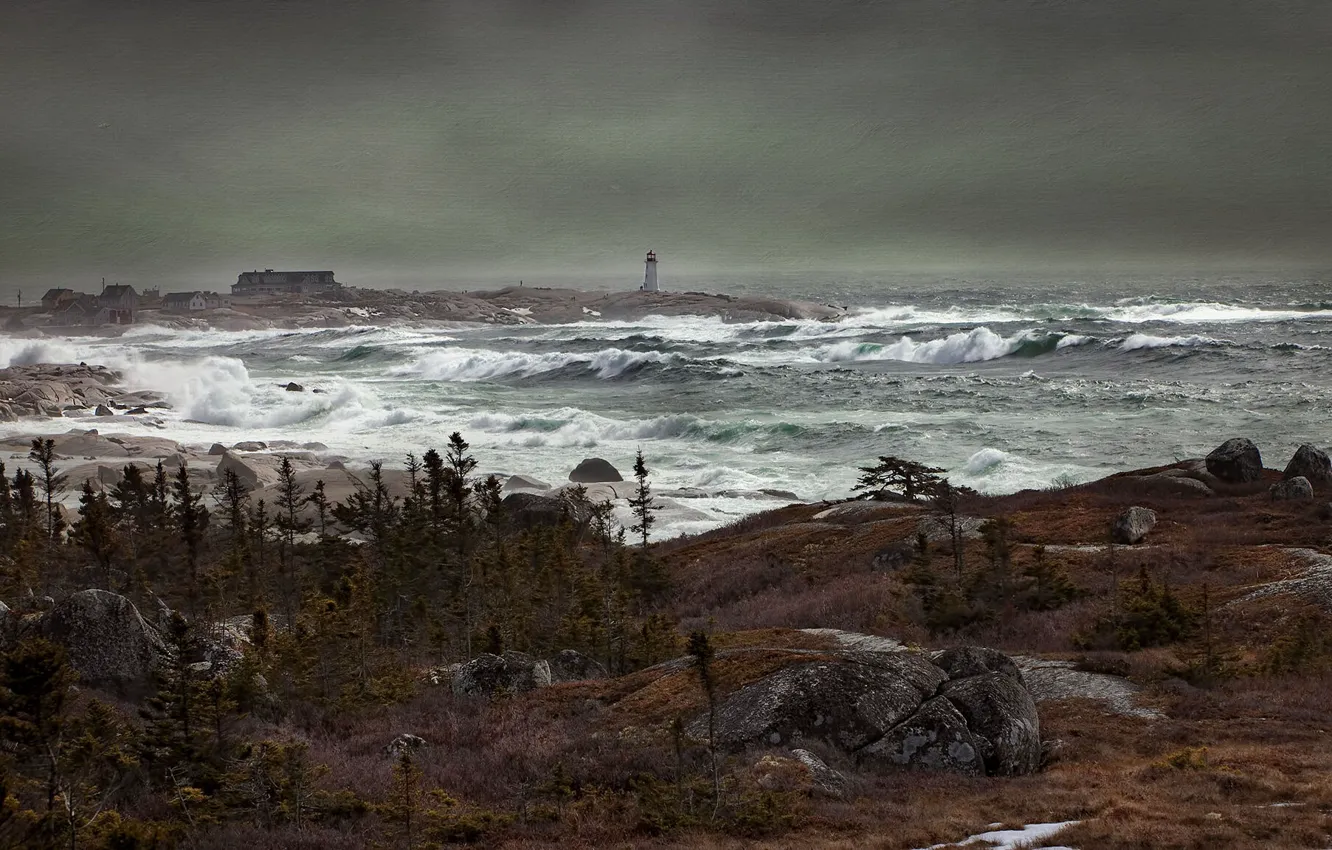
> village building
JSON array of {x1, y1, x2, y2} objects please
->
[
  {"x1": 97, "y1": 284, "x2": 138, "y2": 324},
  {"x1": 41, "y1": 288, "x2": 79, "y2": 311},
  {"x1": 232, "y1": 269, "x2": 341, "y2": 297},
  {"x1": 163, "y1": 291, "x2": 231, "y2": 312},
  {"x1": 50, "y1": 295, "x2": 101, "y2": 327}
]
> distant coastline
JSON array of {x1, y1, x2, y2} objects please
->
[{"x1": 0, "y1": 286, "x2": 848, "y2": 334}]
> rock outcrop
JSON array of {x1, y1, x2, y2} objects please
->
[
  {"x1": 451, "y1": 651, "x2": 552, "y2": 697},
  {"x1": 1111, "y1": 506, "x2": 1158, "y2": 544},
  {"x1": 689, "y1": 647, "x2": 1041, "y2": 777},
  {"x1": 385, "y1": 733, "x2": 426, "y2": 759},
  {"x1": 568, "y1": 457, "x2": 624, "y2": 483},
  {"x1": 1205, "y1": 438, "x2": 1264, "y2": 484},
  {"x1": 38, "y1": 590, "x2": 165, "y2": 692},
  {"x1": 1271, "y1": 476, "x2": 1314, "y2": 501},
  {"x1": 547, "y1": 649, "x2": 609, "y2": 683},
  {"x1": 501, "y1": 493, "x2": 581, "y2": 530},
  {"x1": 501, "y1": 474, "x2": 551, "y2": 494},
  {"x1": 0, "y1": 364, "x2": 169, "y2": 418},
  {"x1": 1283, "y1": 444, "x2": 1332, "y2": 488}
]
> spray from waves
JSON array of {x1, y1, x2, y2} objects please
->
[
  {"x1": 392, "y1": 347, "x2": 684, "y2": 382},
  {"x1": 1100, "y1": 301, "x2": 1332, "y2": 324},
  {"x1": 948, "y1": 447, "x2": 1096, "y2": 494},
  {"x1": 1117, "y1": 333, "x2": 1227, "y2": 352},
  {"x1": 0, "y1": 338, "x2": 88, "y2": 368},
  {"x1": 812, "y1": 327, "x2": 1073, "y2": 365}
]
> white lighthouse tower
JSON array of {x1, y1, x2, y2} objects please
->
[{"x1": 642, "y1": 250, "x2": 659, "y2": 292}]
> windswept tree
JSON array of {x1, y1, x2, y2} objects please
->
[
  {"x1": 853, "y1": 455, "x2": 945, "y2": 502},
  {"x1": 72, "y1": 480, "x2": 120, "y2": 590},
  {"x1": 274, "y1": 457, "x2": 311, "y2": 622},
  {"x1": 173, "y1": 464, "x2": 209, "y2": 616},
  {"x1": 926, "y1": 479, "x2": 976, "y2": 579},
  {"x1": 628, "y1": 448, "x2": 659, "y2": 549},
  {"x1": 28, "y1": 438, "x2": 65, "y2": 544}
]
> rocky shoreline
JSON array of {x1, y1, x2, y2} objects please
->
[
  {"x1": 0, "y1": 362, "x2": 169, "y2": 421},
  {"x1": 2, "y1": 285, "x2": 848, "y2": 333}
]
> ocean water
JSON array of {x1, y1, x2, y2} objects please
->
[{"x1": 1, "y1": 272, "x2": 1330, "y2": 538}]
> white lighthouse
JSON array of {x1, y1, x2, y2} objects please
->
[{"x1": 642, "y1": 250, "x2": 659, "y2": 292}]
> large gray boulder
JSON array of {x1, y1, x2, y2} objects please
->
[
  {"x1": 39, "y1": 590, "x2": 165, "y2": 692},
  {"x1": 501, "y1": 474, "x2": 550, "y2": 494},
  {"x1": 501, "y1": 492, "x2": 580, "y2": 530},
  {"x1": 858, "y1": 696, "x2": 984, "y2": 775},
  {"x1": 939, "y1": 672, "x2": 1040, "y2": 776},
  {"x1": 546, "y1": 649, "x2": 609, "y2": 683},
  {"x1": 690, "y1": 646, "x2": 1042, "y2": 777},
  {"x1": 451, "y1": 651, "x2": 552, "y2": 697},
  {"x1": 690, "y1": 655, "x2": 947, "y2": 751},
  {"x1": 1283, "y1": 444, "x2": 1332, "y2": 488},
  {"x1": 1205, "y1": 438, "x2": 1264, "y2": 484},
  {"x1": 1111, "y1": 506, "x2": 1158, "y2": 544},
  {"x1": 568, "y1": 457, "x2": 623, "y2": 483},
  {"x1": 1270, "y1": 476, "x2": 1314, "y2": 501},
  {"x1": 933, "y1": 646, "x2": 1024, "y2": 684}
]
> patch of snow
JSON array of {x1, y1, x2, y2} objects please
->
[{"x1": 916, "y1": 820, "x2": 1080, "y2": 850}]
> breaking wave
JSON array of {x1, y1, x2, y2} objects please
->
[{"x1": 391, "y1": 347, "x2": 684, "y2": 382}]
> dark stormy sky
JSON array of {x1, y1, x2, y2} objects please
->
[{"x1": 2, "y1": 1, "x2": 1330, "y2": 292}]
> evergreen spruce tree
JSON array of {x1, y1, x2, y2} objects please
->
[
  {"x1": 627, "y1": 448, "x2": 659, "y2": 549},
  {"x1": 27, "y1": 438, "x2": 65, "y2": 545},
  {"x1": 72, "y1": 480, "x2": 120, "y2": 590},
  {"x1": 853, "y1": 456, "x2": 945, "y2": 501},
  {"x1": 172, "y1": 465, "x2": 209, "y2": 616}
]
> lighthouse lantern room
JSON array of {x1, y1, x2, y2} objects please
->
[{"x1": 642, "y1": 250, "x2": 659, "y2": 292}]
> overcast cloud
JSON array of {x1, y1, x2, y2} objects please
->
[{"x1": 1, "y1": 1, "x2": 1329, "y2": 291}]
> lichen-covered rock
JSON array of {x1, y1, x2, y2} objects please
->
[
  {"x1": 501, "y1": 493, "x2": 587, "y2": 530},
  {"x1": 939, "y1": 672, "x2": 1041, "y2": 776},
  {"x1": 1284, "y1": 444, "x2": 1332, "y2": 487},
  {"x1": 859, "y1": 696, "x2": 984, "y2": 775},
  {"x1": 689, "y1": 655, "x2": 947, "y2": 751},
  {"x1": 1205, "y1": 438, "x2": 1264, "y2": 484},
  {"x1": 385, "y1": 733, "x2": 426, "y2": 759},
  {"x1": 568, "y1": 457, "x2": 623, "y2": 483},
  {"x1": 933, "y1": 646, "x2": 1024, "y2": 685},
  {"x1": 451, "y1": 651, "x2": 552, "y2": 697},
  {"x1": 871, "y1": 540, "x2": 916, "y2": 572},
  {"x1": 751, "y1": 750, "x2": 849, "y2": 798},
  {"x1": 1270, "y1": 476, "x2": 1314, "y2": 501},
  {"x1": 39, "y1": 590, "x2": 164, "y2": 692},
  {"x1": 790, "y1": 748, "x2": 850, "y2": 798},
  {"x1": 1111, "y1": 506, "x2": 1158, "y2": 544},
  {"x1": 501, "y1": 474, "x2": 551, "y2": 493},
  {"x1": 546, "y1": 649, "x2": 608, "y2": 683}
]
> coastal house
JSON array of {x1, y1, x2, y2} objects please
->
[
  {"x1": 232, "y1": 269, "x2": 341, "y2": 297},
  {"x1": 50, "y1": 295, "x2": 102, "y2": 327},
  {"x1": 97, "y1": 284, "x2": 138, "y2": 324},
  {"x1": 41, "y1": 288, "x2": 79, "y2": 311},
  {"x1": 163, "y1": 292, "x2": 208, "y2": 312},
  {"x1": 163, "y1": 291, "x2": 231, "y2": 312}
]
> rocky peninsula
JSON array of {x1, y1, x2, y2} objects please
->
[{"x1": 3, "y1": 285, "x2": 847, "y2": 333}]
